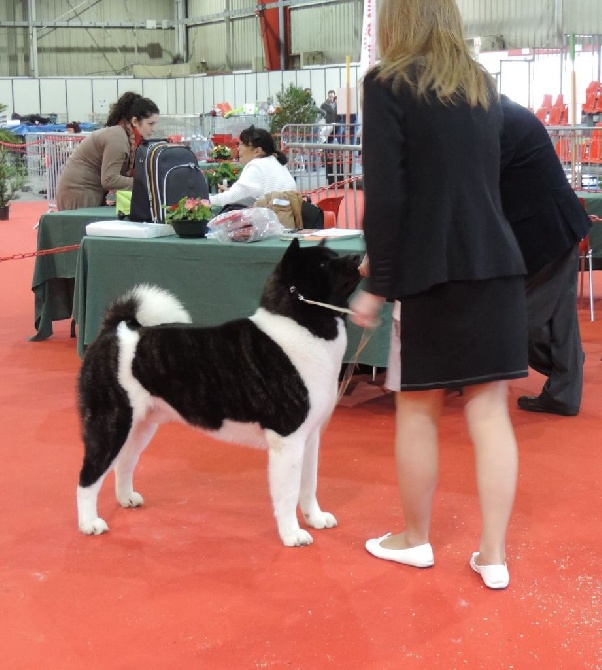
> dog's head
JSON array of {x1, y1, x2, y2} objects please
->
[{"x1": 261, "y1": 239, "x2": 361, "y2": 324}]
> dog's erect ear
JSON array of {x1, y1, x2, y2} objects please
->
[
  {"x1": 279, "y1": 238, "x2": 301, "y2": 277},
  {"x1": 318, "y1": 239, "x2": 327, "y2": 248}
]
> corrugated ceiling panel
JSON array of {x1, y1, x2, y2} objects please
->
[
  {"x1": 564, "y1": 0, "x2": 602, "y2": 34},
  {"x1": 35, "y1": 28, "x2": 174, "y2": 77},
  {"x1": 2, "y1": 1, "x2": 602, "y2": 77},
  {"x1": 291, "y1": 2, "x2": 359, "y2": 63},
  {"x1": 457, "y1": 0, "x2": 560, "y2": 49}
]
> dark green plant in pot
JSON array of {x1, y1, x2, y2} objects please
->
[
  {"x1": 204, "y1": 161, "x2": 241, "y2": 190},
  {"x1": 269, "y1": 84, "x2": 321, "y2": 148},
  {"x1": 0, "y1": 147, "x2": 27, "y2": 214}
]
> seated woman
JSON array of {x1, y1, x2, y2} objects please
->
[
  {"x1": 209, "y1": 126, "x2": 296, "y2": 207},
  {"x1": 56, "y1": 92, "x2": 159, "y2": 210}
]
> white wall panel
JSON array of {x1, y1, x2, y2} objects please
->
[
  {"x1": 175, "y1": 78, "x2": 186, "y2": 114},
  {"x1": 0, "y1": 79, "x2": 15, "y2": 116},
  {"x1": 202, "y1": 77, "x2": 215, "y2": 114},
  {"x1": 255, "y1": 72, "x2": 271, "y2": 104},
  {"x1": 2, "y1": 52, "x2": 601, "y2": 125},
  {"x1": 223, "y1": 77, "x2": 236, "y2": 108},
  {"x1": 66, "y1": 79, "x2": 93, "y2": 122},
  {"x1": 91, "y1": 80, "x2": 119, "y2": 118},
  {"x1": 184, "y1": 78, "x2": 195, "y2": 114},
  {"x1": 40, "y1": 79, "x2": 67, "y2": 117},
  {"x1": 12, "y1": 78, "x2": 41, "y2": 114},
  {"x1": 117, "y1": 79, "x2": 143, "y2": 97},
  {"x1": 267, "y1": 71, "x2": 285, "y2": 99},
  {"x1": 212, "y1": 78, "x2": 226, "y2": 107},
  {"x1": 141, "y1": 79, "x2": 171, "y2": 115},
  {"x1": 192, "y1": 77, "x2": 205, "y2": 115}
]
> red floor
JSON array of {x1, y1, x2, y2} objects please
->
[{"x1": 2, "y1": 201, "x2": 602, "y2": 669}]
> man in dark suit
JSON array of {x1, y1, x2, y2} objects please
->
[{"x1": 500, "y1": 95, "x2": 591, "y2": 416}]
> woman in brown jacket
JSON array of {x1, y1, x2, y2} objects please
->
[{"x1": 56, "y1": 92, "x2": 159, "y2": 210}]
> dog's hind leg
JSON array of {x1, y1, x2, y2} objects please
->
[
  {"x1": 77, "y1": 401, "x2": 134, "y2": 535},
  {"x1": 267, "y1": 431, "x2": 313, "y2": 547},
  {"x1": 299, "y1": 428, "x2": 337, "y2": 531},
  {"x1": 114, "y1": 418, "x2": 158, "y2": 509}
]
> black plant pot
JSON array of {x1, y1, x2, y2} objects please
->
[
  {"x1": 0, "y1": 205, "x2": 9, "y2": 221},
  {"x1": 171, "y1": 219, "x2": 208, "y2": 238}
]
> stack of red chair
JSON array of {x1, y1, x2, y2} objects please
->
[
  {"x1": 549, "y1": 94, "x2": 568, "y2": 125},
  {"x1": 583, "y1": 82, "x2": 602, "y2": 114},
  {"x1": 534, "y1": 94, "x2": 553, "y2": 124}
]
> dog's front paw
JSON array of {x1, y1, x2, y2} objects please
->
[
  {"x1": 118, "y1": 491, "x2": 144, "y2": 508},
  {"x1": 79, "y1": 518, "x2": 109, "y2": 535},
  {"x1": 280, "y1": 528, "x2": 314, "y2": 547},
  {"x1": 304, "y1": 511, "x2": 337, "y2": 530}
]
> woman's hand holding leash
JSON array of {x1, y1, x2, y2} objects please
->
[
  {"x1": 351, "y1": 255, "x2": 383, "y2": 329},
  {"x1": 350, "y1": 290, "x2": 385, "y2": 330}
]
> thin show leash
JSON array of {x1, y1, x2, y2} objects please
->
[{"x1": 291, "y1": 286, "x2": 377, "y2": 401}]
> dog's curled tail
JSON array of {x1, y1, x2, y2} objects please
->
[{"x1": 101, "y1": 284, "x2": 192, "y2": 331}]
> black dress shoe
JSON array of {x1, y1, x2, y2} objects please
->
[{"x1": 517, "y1": 395, "x2": 578, "y2": 417}]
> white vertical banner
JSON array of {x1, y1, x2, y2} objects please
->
[{"x1": 359, "y1": 0, "x2": 377, "y2": 79}]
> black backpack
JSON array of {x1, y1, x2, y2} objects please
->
[{"x1": 129, "y1": 141, "x2": 209, "y2": 223}]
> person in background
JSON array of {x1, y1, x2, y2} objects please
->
[
  {"x1": 56, "y1": 92, "x2": 159, "y2": 210},
  {"x1": 350, "y1": 0, "x2": 528, "y2": 589},
  {"x1": 320, "y1": 90, "x2": 337, "y2": 125},
  {"x1": 320, "y1": 90, "x2": 338, "y2": 185},
  {"x1": 209, "y1": 126, "x2": 296, "y2": 207},
  {"x1": 65, "y1": 121, "x2": 81, "y2": 134},
  {"x1": 499, "y1": 95, "x2": 591, "y2": 416}
]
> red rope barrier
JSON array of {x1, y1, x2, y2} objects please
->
[{"x1": 0, "y1": 244, "x2": 80, "y2": 263}]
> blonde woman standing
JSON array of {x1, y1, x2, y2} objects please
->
[{"x1": 351, "y1": 0, "x2": 528, "y2": 589}]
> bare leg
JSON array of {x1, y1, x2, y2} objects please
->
[
  {"x1": 379, "y1": 389, "x2": 444, "y2": 550},
  {"x1": 464, "y1": 381, "x2": 518, "y2": 566}
]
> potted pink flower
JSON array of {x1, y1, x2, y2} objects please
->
[{"x1": 165, "y1": 196, "x2": 213, "y2": 238}]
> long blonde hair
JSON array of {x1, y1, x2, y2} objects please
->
[{"x1": 375, "y1": 0, "x2": 495, "y2": 108}]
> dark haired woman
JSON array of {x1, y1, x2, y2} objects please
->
[
  {"x1": 56, "y1": 91, "x2": 159, "y2": 210},
  {"x1": 209, "y1": 126, "x2": 296, "y2": 207}
]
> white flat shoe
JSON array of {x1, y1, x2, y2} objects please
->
[
  {"x1": 470, "y1": 552, "x2": 509, "y2": 589},
  {"x1": 365, "y1": 533, "x2": 434, "y2": 568}
]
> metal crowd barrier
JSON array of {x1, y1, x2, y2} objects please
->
[
  {"x1": 44, "y1": 132, "x2": 87, "y2": 210},
  {"x1": 0, "y1": 132, "x2": 88, "y2": 209},
  {"x1": 156, "y1": 115, "x2": 203, "y2": 142},
  {"x1": 22, "y1": 133, "x2": 48, "y2": 195},
  {"x1": 281, "y1": 123, "x2": 363, "y2": 229},
  {"x1": 545, "y1": 125, "x2": 602, "y2": 189},
  {"x1": 200, "y1": 114, "x2": 271, "y2": 139}
]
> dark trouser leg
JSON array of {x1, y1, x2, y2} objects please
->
[{"x1": 525, "y1": 244, "x2": 583, "y2": 411}]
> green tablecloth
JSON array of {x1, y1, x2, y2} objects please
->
[
  {"x1": 73, "y1": 234, "x2": 392, "y2": 367},
  {"x1": 30, "y1": 206, "x2": 117, "y2": 340}
]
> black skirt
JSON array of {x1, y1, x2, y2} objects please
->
[{"x1": 394, "y1": 276, "x2": 528, "y2": 390}]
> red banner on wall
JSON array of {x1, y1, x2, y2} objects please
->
[{"x1": 257, "y1": 2, "x2": 291, "y2": 71}]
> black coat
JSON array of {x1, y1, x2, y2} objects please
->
[
  {"x1": 362, "y1": 70, "x2": 525, "y2": 299},
  {"x1": 499, "y1": 95, "x2": 591, "y2": 275}
]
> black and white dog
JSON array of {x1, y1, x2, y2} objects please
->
[{"x1": 76, "y1": 239, "x2": 360, "y2": 546}]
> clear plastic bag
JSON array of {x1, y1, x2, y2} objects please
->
[{"x1": 207, "y1": 208, "x2": 284, "y2": 243}]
